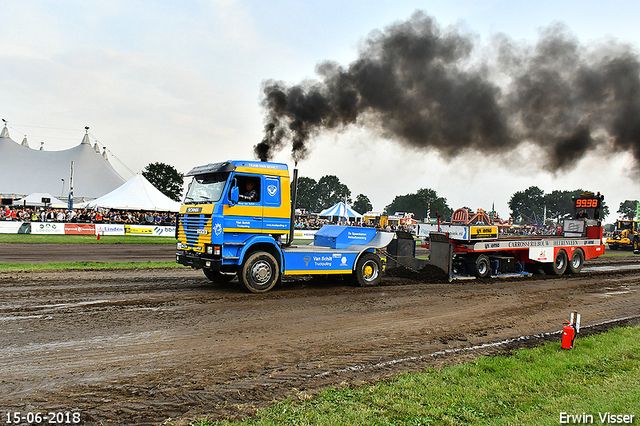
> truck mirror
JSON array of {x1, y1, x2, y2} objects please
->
[{"x1": 230, "y1": 185, "x2": 239, "y2": 206}]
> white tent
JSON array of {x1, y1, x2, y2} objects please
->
[
  {"x1": 0, "y1": 125, "x2": 126, "y2": 200},
  {"x1": 12, "y1": 192, "x2": 67, "y2": 208},
  {"x1": 318, "y1": 202, "x2": 363, "y2": 221},
  {"x1": 82, "y1": 174, "x2": 181, "y2": 212}
]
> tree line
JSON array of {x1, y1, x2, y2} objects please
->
[{"x1": 144, "y1": 163, "x2": 637, "y2": 223}]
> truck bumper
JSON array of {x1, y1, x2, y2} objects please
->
[{"x1": 176, "y1": 251, "x2": 222, "y2": 270}]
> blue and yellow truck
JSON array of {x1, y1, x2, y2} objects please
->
[{"x1": 175, "y1": 160, "x2": 397, "y2": 293}]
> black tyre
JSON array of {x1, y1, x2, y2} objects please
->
[
  {"x1": 634, "y1": 238, "x2": 640, "y2": 255},
  {"x1": 467, "y1": 254, "x2": 491, "y2": 278},
  {"x1": 608, "y1": 244, "x2": 618, "y2": 250},
  {"x1": 239, "y1": 251, "x2": 279, "y2": 293},
  {"x1": 544, "y1": 250, "x2": 568, "y2": 275},
  {"x1": 354, "y1": 253, "x2": 382, "y2": 287},
  {"x1": 567, "y1": 249, "x2": 584, "y2": 274},
  {"x1": 203, "y1": 268, "x2": 236, "y2": 284}
]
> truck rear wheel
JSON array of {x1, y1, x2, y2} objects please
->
[
  {"x1": 240, "y1": 251, "x2": 279, "y2": 293},
  {"x1": 634, "y1": 238, "x2": 640, "y2": 254},
  {"x1": 467, "y1": 254, "x2": 491, "y2": 278},
  {"x1": 567, "y1": 249, "x2": 584, "y2": 274},
  {"x1": 544, "y1": 249, "x2": 567, "y2": 275},
  {"x1": 203, "y1": 269, "x2": 236, "y2": 284},
  {"x1": 354, "y1": 253, "x2": 382, "y2": 287}
]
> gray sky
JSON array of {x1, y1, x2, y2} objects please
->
[{"x1": 2, "y1": 0, "x2": 639, "y2": 220}]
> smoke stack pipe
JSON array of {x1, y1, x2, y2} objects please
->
[{"x1": 284, "y1": 168, "x2": 299, "y2": 247}]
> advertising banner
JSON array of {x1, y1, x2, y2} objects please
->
[
  {"x1": 95, "y1": 224, "x2": 126, "y2": 236},
  {"x1": 418, "y1": 223, "x2": 469, "y2": 240},
  {"x1": 65, "y1": 223, "x2": 96, "y2": 235},
  {"x1": 0, "y1": 221, "x2": 25, "y2": 234},
  {"x1": 292, "y1": 230, "x2": 317, "y2": 239},
  {"x1": 469, "y1": 225, "x2": 498, "y2": 239},
  {"x1": 125, "y1": 225, "x2": 176, "y2": 237},
  {"x1": 31, "y1": 222, "x2": 66, "y2": 235}
]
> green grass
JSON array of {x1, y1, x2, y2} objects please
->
[
  {"x1": 192, "y1": 325, "x2": 640, "y2": 426},
  {"x1": 0, "y1": 234, "x2": 176, "y2": 244},
  {"x1": 602, "y1": 250, "x2": 638, "y2": 257},
  {"x1": 0, "y1": 261, "x2": 182, "y2": 271}
]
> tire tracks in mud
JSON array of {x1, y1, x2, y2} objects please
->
[{"x1": 0, "y1": 257, "x2": 639, "y2": 425}]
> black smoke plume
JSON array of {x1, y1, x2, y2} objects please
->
[{"x1": 255, "y1": 11, "x2": 640, "y2": 173}]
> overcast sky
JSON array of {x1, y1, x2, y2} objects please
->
[{"x1": 2, "y1": 0, "x2": 639, "y2": 220}]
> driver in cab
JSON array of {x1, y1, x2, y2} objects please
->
[{"x1": 239, "y1": 180, "x2": 257, "y2": 202}]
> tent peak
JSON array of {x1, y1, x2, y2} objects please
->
[
  {"x1": 81, "y1": 127, "x2": 91, "y2": 145},
  {"x1": 1, "y1": 120, "x2": 9, "y2": 138}
]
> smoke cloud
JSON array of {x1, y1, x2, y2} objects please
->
[{"x1": 255, "y1": 11, "x2": 640, "y2": 172}]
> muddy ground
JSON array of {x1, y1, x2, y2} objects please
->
[{"x1": 0, "y1": 244, "x2": 639, "y2": 425}]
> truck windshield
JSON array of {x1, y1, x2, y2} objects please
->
[{"x1": 184, "y1": 173, "x2": 228, "y2": 203}]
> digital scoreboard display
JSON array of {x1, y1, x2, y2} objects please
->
[{"x1": 574, "y1": 198, "x2": 600, "y2": 209}]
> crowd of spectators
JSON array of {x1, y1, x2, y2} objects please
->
[{"x1": 0, "y1": 206, "x2": 175, "y2": 226}]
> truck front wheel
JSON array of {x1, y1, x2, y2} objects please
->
[
  {"x1": 203, "y1": 269, "x2": 236, "y2": 284},
  {"x1": 240, "y1": 251, "x2": 280, "y2": 293},
  {"x1": 354, "y1": 253, "x2": 382, "y2": 287},
  {"x1": 545, "y1": 249, "x2": 568, "y2": 275}
]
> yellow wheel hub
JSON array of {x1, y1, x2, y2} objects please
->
[{"x1": 363, "y1": 265, "x2": 373, "y2": 276}]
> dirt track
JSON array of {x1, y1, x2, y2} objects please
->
[{"x1": 1, "y1": 244, "x2": 639, "y2": 425}]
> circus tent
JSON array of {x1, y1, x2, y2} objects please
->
[
  {"x1": 318, "y1": 202, "x2": 363, "y2": 221},
  {"x1": 82, "y1": 174, "x2": 180, "y2": 212},
  {"x1": 0, "y1": 124, "x2": 126, "y2": 201}
]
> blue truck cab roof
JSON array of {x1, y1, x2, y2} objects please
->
[{"x1": 186, "y1": 161, "x2": 289, "y2": 177}]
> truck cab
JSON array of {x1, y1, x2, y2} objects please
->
[{"x1": 176, "y1": 160, "x2": 395, "y2": 292}]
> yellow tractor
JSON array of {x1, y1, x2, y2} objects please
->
[{"x1": 606, "y1": 220, "x2": 640, "y2": 254}]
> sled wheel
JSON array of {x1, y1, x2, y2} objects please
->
[
  {"x1": 467, "y1": 254, "x2": 491, "y2": 278},
  {"x1": 354, "y1": 253, "x2": 382, "y2": 287},
  {"x1": 545, "y1": 249, "x2": 568, "y2": 275},
  {"x1": 567, "y1": 249, "x2": 584, "y2": 274},
  {"x1": 607, "y1": 244, "x2": 618, "y2": 250},
  {"x1": 203, "y1": 269, "x2": 236, "y2": 284},
  {"x1": 240, "y1": 251, "x2": 279, "y2": 293}
]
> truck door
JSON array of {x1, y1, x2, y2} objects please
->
[
  {"x1": 224, "y1": 174, "x2": 264, "y2": 233},
  {"x1": 262, "y1": 175, "x2": 289, "y2": 233}
]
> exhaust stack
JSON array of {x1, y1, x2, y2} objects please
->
[{"x1": 285, "y1": 167, "x2": 298, "y2": 247}]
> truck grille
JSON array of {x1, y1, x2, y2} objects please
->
[{"x1": 180, "y1": 214, "x2": 211, "y2": 244}]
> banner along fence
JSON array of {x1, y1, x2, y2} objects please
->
[{"x1": 0, "y1": 221, "x2": 176, "y2": 237}]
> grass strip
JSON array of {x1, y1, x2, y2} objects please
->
[
  {"x1": 601, "y1": 250, "x2": 638, "y2": 257},
  {"x1": 193, "y1": 325, "x2": 640, "y2": 426},
  {"x1": 0, "y1": 261, "x2": 182, "y2": 271},
  {"x1": 0, "y1": 234, "x2": 176, "y2": 244}
]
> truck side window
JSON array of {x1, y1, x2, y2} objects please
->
[{"x1": 236, "y1": 176, "x2": 261, "y2": 203}]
